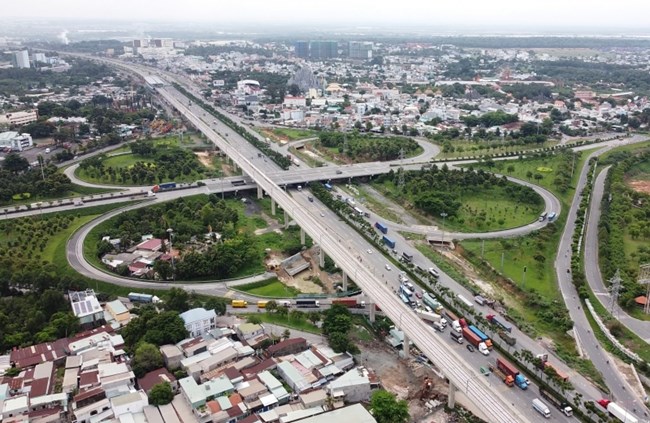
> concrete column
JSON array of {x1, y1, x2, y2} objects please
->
[
  {"x1": 342, "y1": 273, "x2": 348, "y2": 292},
  {"x1": 319, "y1": 249, "x2": 325, "y2": 268},
  {"x1": 300, "y1": 228, "x2": 306, "y2": 245},
  {"x1": 402, "y1": 333, "x2": 410, "y2": 358},
  {"x1": 447, "y1": 382, "x2": 456, "y2": 408},
  {"x1": 257, "y1": 186, "x2": 263, "y2": 199},
  {"x1": 284, "y1": 210, "x2": 289, "y2": 229},
  {"x1": 271, "y1": 198, "x2": 276, "y2": 215},
  {"x1": 368, "y1": 303, "x2": 376, "y2": 322}
]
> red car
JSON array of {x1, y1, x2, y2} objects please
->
[{"x1": 415, "y1": 292, "x2": 423, "y2": 299}]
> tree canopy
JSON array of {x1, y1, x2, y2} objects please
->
[{"x1": 370, "y1": 390, "x2": 410, "y2": 423}]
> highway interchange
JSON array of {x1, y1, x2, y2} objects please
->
[{"x1": 9, "y1": 54, "x2": 650, "y2": 421}]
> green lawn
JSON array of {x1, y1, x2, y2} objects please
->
[
  {"x1": 437, "y1": 140, "x2": 559, "y2": 159},
  {"x1": 244, "y1": 312, "x2": 321, "y2": 334},
  {"x1": 236, "y1": 279, "x2": 301, "y2": 298},
  {"x1": 260, "y1": 128, "x2": 317, "y2": 142}
]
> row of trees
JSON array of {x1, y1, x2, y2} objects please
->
[
  {"x1": 316, "y1": 131, "x2": 420, "y2": 162},
  {"x1": 599, "y1": 150, "x2": 650, "y2": 308},
  {"x1": 461, "y1": 110, "x2": 519, "y2": 128},
  {"x1": 0, "y1": 154, "x2": 72, "y2": 204}
]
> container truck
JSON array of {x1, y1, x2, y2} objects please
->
[
  {"x1": 296, "y1": 299, "x2": 320, "y2": 308},
  {"x1": 539, "y1": 388, "x2": 573, "y2": 417},
  {"x1": 422, "y1": 293, "x2": 443, "y2": 313},
  {"x1": 461, "y1": 327, "x2": 489, "y2": 355},
  {"x1": 128, "y1": 292, "x2": 160, "y2": 303},
  {"x1": 231, "y1": 300, "x2": 248, "y2": 308},
  {"x1": 496, "y1": 357, "x2": 528, "y2": 390},
  {"x1": 468, "y1": 325, "x2": 493, "y2": 349},
  {"x1": 382, "y1": 236, "x2": 396, "y2": 249},
  {"x1": 374, "y1": 222, "x2": 388, "y2": 234},
  {"x1": 597, "y1": 399, "x2": 638, "y2": 423},
  {"x1": 498, "y1": 330, "x2": 516, "y2": 346},
  {"x1": 536, "y1": 354, "x2": 569, "y2": 382},
  {"x1": 486, "y1": 314, "x2": 512, "y2": 333},
  {"x1": 332, "y1": 298, "x2": 366, "y2": 309},
  {"x1": 532, "y1": 398, "x2": 551, "y2": 419},
  {"x1": 415, "y1": 309, "x2": 447, "y2": 326},
  {"x1": 489, "y1": 364, "x2": 514, "y2": 387},
  {"x1": 151, "y1": 182, "x2": 177, "y2": 193}
]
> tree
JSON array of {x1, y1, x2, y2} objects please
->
[
  {"x1": 148, "y1": 382, "x2": 174, "y2": 405},
  {"x1": 370, "y1": 390, "x2": 410, "y2": 423},
  {"x1": 247, "y1": 315, "x2": 262, "y2": 325},
  {"x1": 3, "y1": 153, "x2": 29, "y2": 173},
  {"x1": 265, "y1": 300, "x2": 278, "y2": 314},
  {"x1": 154, "y1": 260, "x2": 173, "y2": 280},
  {"x1": 204, "y1": 297, "x2": 227, "y2": 316},
  {"x1": 165, "y1": 287, "x2": 189, "y2": 312},
  {"x1": 131, "y1": 342, "x2": 163, "y2": 378},
  {"x1": 282, "y1": 329, "x2": 291, "y2": 339}
]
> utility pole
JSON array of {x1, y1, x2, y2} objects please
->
[
  {"x1": 522, "y1": 266, "x2": 527, "y2": 289},
  {"x1": 638, "y1": 264, "x2": 650, "y2": 314},
  {"x1": 608, "y1": 269, "x2": 622, "y2": 316}
]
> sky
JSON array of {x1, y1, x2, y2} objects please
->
[{"x1": 4, "y1": 0, "x2": 650, "y2": 32}]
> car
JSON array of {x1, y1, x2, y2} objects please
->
[
  {"x1": 320, "y1": 212, "x2": 325, "y2": 217},
  {"x1": 466, "y1": 344, "x2": 475, "y2": 353},
  {"x1": 480, "y1": 366, "x2": 490, "y2": 376},
  {"x1": 385, "y1": 264, "x2": 392, "y2": 271},
  {"x1": 336, "y1": 170, "x2": 343, "y2": 174},
  {"x1": 366, "y1": 249, "x2": 373, "y2": 254},
  {"x1": 415, "y1": 292, "x2": 423, "y2": 299}
]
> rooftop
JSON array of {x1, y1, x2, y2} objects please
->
[{"x1": 179, "y1": 308, "x2": 216, "y2": 324}]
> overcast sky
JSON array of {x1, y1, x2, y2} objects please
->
[{"x1": 5, "y1": 0, "x2": 650, "y2": 31}]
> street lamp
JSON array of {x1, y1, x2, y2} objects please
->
[
  {"x1": 465, "y1": 372, "x2": 488, "y2": 394},
  {"x1": 440, "y1": 212, "x2": 448, "y2": 247},
  {"x1": 167, "y1": 228, "x2": 175, "y2": 281}
]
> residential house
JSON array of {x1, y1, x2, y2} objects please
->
[{"x1": 180, "y1": 308, "x2": 217, "y2": 338}]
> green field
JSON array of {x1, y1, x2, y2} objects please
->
[
  {"x1": 236, "y1": 279, "x2": 301, "y2": 298},
  {"x1": 437, "y1": 139, "x2": 559, "y2": 159},
  {"x1": 314, "y1": 142, "x2": 424, "y2": 165},
  {"x1": 243, "y1": 312, "x2": 321, "y2": 334},
  {"x1": 260, "y1": 127, "x2": 316, "y2": 142}
]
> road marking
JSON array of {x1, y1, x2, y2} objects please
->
[{"x1": 224, "y1": 291, "x2": 235, "y2": 298}]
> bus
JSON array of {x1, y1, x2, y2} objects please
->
[
  {"x1": 539, "y1": 212, "x2": 548, "y2": 221},
  {"x1": 353, "y1": 206, "x2": 364, "y2": 216},
  {"x1": 457, "y1": 294, "x2": 474, "y2": 309},
  {"x1": 231, "y1": 300, "x2": 248, "y2": 308},
  {"x1": 400, "y1": 284, "x2": 413, "y2": 298},
  {"x1": 296, "y1": 299, "x2": 320, "y2": 308},
  {"x1": 402, "y1": 252, "x2": 414, "y2": 263},
  {"x1": 399, "y1": 293, "x2": 411, "y2": 306},
  {"x1": 257, "y1": 300, "x2": 268, "y2": 309}
]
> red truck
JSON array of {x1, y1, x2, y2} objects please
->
[
  {"x1": 332, "y1": 299, "x2": 366, "y2": 309},
  {"x1": 496, "y1": 357, "x2": 528, "y2": 389}
]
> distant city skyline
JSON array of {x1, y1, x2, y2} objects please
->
[{"x1": 4, "y1": 0, "x2": 650, "y2": 33}]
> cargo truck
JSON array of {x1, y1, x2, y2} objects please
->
[
  {"x1": 496, "y1": 357, "x2": 528, "y2": 390},
  {"x1": 422, "y1": 293, "x2": 443, "y2": 313},
  {"x1": 461, "y1": 327, "x2": 489, "y2": 355},
  {"x1": 128, "y1": 292, "x2": 161, "y2": 303},
  {"x1": 231, "y1": 300, "x2": 248, "y2": 308},
  {"x1": 415, "y1": 309, "x2": 447, "y2": 327},
  {"x1": 536, "y1": 354, "x2": 569, "y2": 382},
  {"x1": 332, "y1": 298, "x2": 366, "y2": 309},
  {"x1": 489, "y1": 364, "x2": 514, "y2": 387},
  {"x1": 498, "y1": 330, "x2": 516, "y2": 346},
  {"x1": 532, "y1": 398, "x2": 551, "y2": 419},
  {"x1": 324, "y1": 183, "x2": 333, "y2": 191},
  {"x1": 296, "y1": 299, "x2": 320, "y2": 308},
  {"x1": 151, "y1": 182, "x2": 177, "y2": 193},
  {"x1": 539, "y1": 388, "x2": 573, "y2": 417},
  {"x1": 374, "y1": 222, "x2": 388, "y2": 234},
  {"x1": 597, "y1": 399, "x2": 638, "y2": 423},
  {"x1": 468, "y1": 325, "x2": 493, "y2": 349},
  {"x1": 382, "y1": 236, "x2": 396, "y2": 249},
  {"x1": 486, "y1": 314, "x2": 512, "y2": 333}
]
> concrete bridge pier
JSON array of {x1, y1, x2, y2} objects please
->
[
  {"x1": 271, "y1": 198, "x2": 276, "y2": 215},
  {"x1": 284, "y1": 210, "x2": 289, "y2": 229},
  {"x1": 402, "y1": 333, "x2": 410, "y2": 358},
  {"x1": 300, "y1": 228, "x2": 306, "y2": 245},
  {"x1": 319, "y1": 249, "x2": 325, "y2": 268},
  {"x1": 368, "y1": 303, "x2": 376, "y2": 322},
  {"x1": 342, "y1": 273, "x2": 348, "y2": 291},
  {"x1": 257, "y1": 186, "x2": 263, "y2": 199},
  {"x1": 447, "y1": 382, "x2": 456, "y2": 408}
]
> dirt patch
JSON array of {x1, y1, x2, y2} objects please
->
[
  {"x1": 442, "y1": 249, "x2": 496, "y2": 297},
  {"x1": 195, "y1": 151, "x2": 215, "y2": 169},
  {"x1": 627, "y1": 179, "x2": 650, "y2": 195}
]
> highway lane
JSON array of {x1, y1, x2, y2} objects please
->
[{"x1": 585, "y1": 166, "x2": 650, "y2": 341}]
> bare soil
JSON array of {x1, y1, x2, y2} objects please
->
[
  {"x1": 195, "y1": 151, "x2": 214, "y2": 169},
  {"x1": 628, "y1": 179, "x2": 650, "y2": 195}
]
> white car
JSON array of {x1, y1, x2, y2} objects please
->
[
  {"x1": 366, "y1": 249, "x2": 373, "y2": 254},
  {"x1": 385, "y1": 264, "x2": 392, "y2": 271}
]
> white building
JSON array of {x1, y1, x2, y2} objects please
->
[
  {"x1": 33, "y1": 53, "x2": 46, "y2": 63},
  {"x1": 110, "y1": 391, "x2": 148, "y2": 417},
  {"x1": 179, "y1": 308, "x2": 217, "y2": 338},
  {"x1": 14, "y1": 50, "x2": 29, "y2": 69},
  {"x1": 69, "y1": 289, "x2": 104, "y2": 326},
  {"x1": 0, "y1": 109, "x2": 38, "y2": 126},
  {"x1": 0, "y1": 132, "x2": 33, "y2": 151}
]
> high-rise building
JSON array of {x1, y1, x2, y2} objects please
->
[
  {"x1": 294, "y1": 41, "x2": 309, "y2": 58},
  {"x1": 309, "y1": 41, "x2": 338, "y2": 59},
  {"x1": 349, "y1": 41, "x2": 373, "y2": 59},
  {"x1": 13, "y1": 50, "x2": 30, "y2": 69}
]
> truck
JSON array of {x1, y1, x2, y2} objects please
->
[
  {"x1": 597, "y1": 399, "x2": 638, "y2": 423},
  {"x1": 422, "y1": 293, "x2": 443, "y2": 313},
  {"x1": 468, "y1": 325, "x2": 493, "y2": 349},
  {"x1": 498, "y1": 330, "x2": 517, "y2": 346},
  {"x1": 128, "y1": 292, "x2": 161, "y2": 303},
  {"x1": 231, "y1": 300, "x2": 248, "y2": 308},
  {"x1": 296, "y1": 299, "x2": 320, "y2": 308},
  {"x1": 532, "y1": 398, "x2": 551, "y2": 419},
  {"x1": 496, "y1": 357, "x2": 528, "y2": 390},
  {"x1": 324, "y1": 183, "x2": 333, "y2": 191},
  {"x1": 461, "y1": 327, "x2": 489, "y2": 355},
  {"x1": 152, "y1": 182, "x2": 177, "y2": 193},
  {"x1": 374, "y1": 222, "x2": 388, "y2": 234},
  {"x1": 539, "y1": 388, "x2": 573, "y2": 417},
  {"x1": 401, "y1": 252, "x2": 414, "y2": 263},
  {"x1": 536, "y1": 354, "x2": 569, "y2": 382},
  {"x1": 257, "y1": 301, "x2": 268, "y2": 309},
  {"x1": 489, "y1": 364, "x2": 515, "y2": 387},
  {"x1": 486, "y1": 314, "x2": 512, "y2": 333},
  {"x1": 332, "y1": 298, "x2": 366, "y2": 309},
  {"x1": 382, "y1": 236, "x2": 396, "y2": 249},
  {"x1": 415, "y1": 309, "x2": 447, "y2": 327}
]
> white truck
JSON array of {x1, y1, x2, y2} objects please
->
[
  {"x1": 532, "y1": 398, "x2": 551, "y2": 419},
  {"x1": 415, "y1": 309, "x2": 447, "y2": 327}
]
